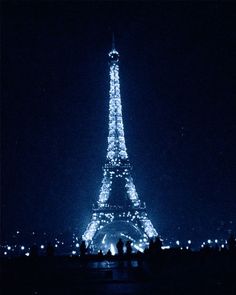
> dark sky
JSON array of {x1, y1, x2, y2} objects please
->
[{"x1": 1, "y1": 1, "x2": 236, "y2": 242}]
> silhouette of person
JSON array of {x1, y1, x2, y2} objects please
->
[
  {"x1": 154, "y1": 237, "x2": 163, "y2": 252},
  {"x1": 98, "y1": 249, "x2": 103, "y2": 257},
  {"x1": 106, "y1": 249, "x2": 112, "y2": 257},
  {"x1": 79, "y1": 241, "x2": 87, "y2": 257},
  {"x1": 149, "y1": 237, "x2": 162, "y2": 255},
  {"x1": 126, "y1": 240, "x2": 132, "y2": 256},
  {"x1": 116, "y1": 238, "x2": 124, "y2": 255},
  {"x1": 148, "y1": 238, "x2": 154, "y2": 254}
]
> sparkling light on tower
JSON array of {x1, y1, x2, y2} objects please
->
[{"x1": 82, "y1": 38, "x2": 158, "y2": 253}]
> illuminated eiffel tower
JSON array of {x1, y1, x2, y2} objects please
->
[{"x1": 82, "y1": 38, "x2": 157, "y2": 253}]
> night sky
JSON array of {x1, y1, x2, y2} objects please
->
[{"x1": 2, "y1": 2, "x2": 236, "y2": 243}]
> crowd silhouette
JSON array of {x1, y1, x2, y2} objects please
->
[
  {"x1": 25, "y1": 233, "x2": 236, "y2": 258},
  {"x1": 2, "y1": 234, "x2": 235, "y2": 295}
]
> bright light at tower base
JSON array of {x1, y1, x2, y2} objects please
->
[
  {"x1": 133, "y1": 244, "x2": 144, "y2": 252},
  {"x1": 110, "y1": 243, "x2": 116, "y2": 255}
]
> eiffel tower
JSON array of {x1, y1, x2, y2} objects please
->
[{"x1": 82, "y1": 38, "x2": 157, "y2": 253}]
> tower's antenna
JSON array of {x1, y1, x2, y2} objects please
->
[{"x1": 112, "y1": 32, "x2": 115, "y2": 50}]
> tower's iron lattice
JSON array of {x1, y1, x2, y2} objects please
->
[{"x1": 82, "y1": 41, "x2": 157, "y2": 253}]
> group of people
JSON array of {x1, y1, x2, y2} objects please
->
[
  {"x1": 79, "y1": 237, "x2": 163, "y2": 257},
  {"x1": 79, "y1": 238, "x2": 132, "y2": 257}
]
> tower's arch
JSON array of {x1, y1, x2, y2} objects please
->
[{"x1": 91, "y1": 220, "x2": 146, "y2": 253}]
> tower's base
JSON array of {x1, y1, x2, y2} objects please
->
[{"x1": 83, "y1": 206, "x2": 157, "y2": 254}]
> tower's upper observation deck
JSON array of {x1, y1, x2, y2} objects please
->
[{"x1": 109, "y1": 49, "x2": 119, "y2": 64}]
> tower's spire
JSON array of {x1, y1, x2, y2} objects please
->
[
  {"x1": 112, "y1": 32, "x2": 115, "y2": 50},
  {"x1": 107, "y1": 34, "x2": 126, "y2": 163}
]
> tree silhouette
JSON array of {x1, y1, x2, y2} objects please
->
[
  {"x1": 30, "y1": 245, "x2": 38, "y2": 257},
  {"x1": 46, "y1": 243, "x2": 54, "y2": 257},
  {"x1": 227, "y1": 233, "x2": 236, "y2": 252}
]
